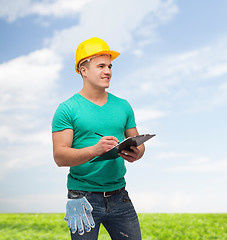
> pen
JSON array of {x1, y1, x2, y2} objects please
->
[
  {"x1": 95, "y1": 132, "x2": 104, "y2": 137},
  {"x1": 95, "y1": 132, "x2": 120, "y2": 144}
]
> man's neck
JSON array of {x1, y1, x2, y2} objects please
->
[{"x1": 79, "y1": 88, "x2": 108, "y2": 106}]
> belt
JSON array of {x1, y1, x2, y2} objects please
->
[
  {"x1": 95, "y1": 187, "x2": 125, "y2": 197},
  {"x1": 69, "y1": 187, "x2": 125, "y2": 198}
]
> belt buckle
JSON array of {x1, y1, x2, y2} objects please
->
[{"x1": 104, "y1": 192, "x2": 111, "y2": 198}]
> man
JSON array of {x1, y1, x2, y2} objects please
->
[{"x1": 52, "y1": 37, "x2": 145, "y2": 240}]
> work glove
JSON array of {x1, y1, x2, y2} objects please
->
[{"x1": 64, "y1": 197, "x2": 95, "y2": 235}]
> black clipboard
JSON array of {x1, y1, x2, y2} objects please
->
[{"x1": 90, "y1": 134, "x2": 156, "y2": 163}]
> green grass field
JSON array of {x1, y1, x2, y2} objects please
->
[{"x1": 0, "y1": 213, "x2": 226, "y2": 240}]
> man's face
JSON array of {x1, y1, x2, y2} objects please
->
[{"x1": 82, "y1": 55, "x2": 112, "y2": 90}]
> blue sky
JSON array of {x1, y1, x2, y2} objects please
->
[{"x1": 0, "y1": 0, "x2": 226, "y2": 213}]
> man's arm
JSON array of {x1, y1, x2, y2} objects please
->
[
  {"x1": 118, "y1": 127, "x2": 145, "y2": 163},
  {"x1": 52, "y1": 129, "x2": 119, "y2": 167}
]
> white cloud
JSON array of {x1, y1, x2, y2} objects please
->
[
  {"x1": 0, "y1": 0, "x2": 178, "y2": 32},
  {"x1": 0, "y1": 0, "x2": 92, "y2": 22},
  {"x1": 47, "y1": 0, "x2": 178, "y2": 56},
  {"x1": 0, "y1": 0, "x2": 30, "y2": 22},
  {"x1": 0, "y1": 137, "x2": 51, "y2": 170},
  {"x1": 0, "y1": 192, "x2": 66, "y2": 213},
  {"x1": 0, "y1": 48, "x2": 63, "y2": 178},
  {"x1": 0, "y1": 48, "x2": 62, "y2": 110},
  {"x1": 165, "y1": 158, "x2": 227, "y2": 173},
  {"x1": 154, "y1": 152, "x2": 194, "y2": 160},
  {"x1": 150, "y1": 152, "x2": 227, "y2": 173},
  {"x1": 134, "y1": 108, "x2": 166, "y2": 123},
  {"x1": 121, "y1": 38, "x2": 227, "y2": 105},
  {"x1": 0, "y1": 129, "x2": 53, "y2": 178},
  {"x1": 211, "y1": 81, "x2": 227, "y2": 107},
  {"x1": 31, "y1": 0, "x2": 92, "y2": 18},
  {"x1": 131, "y1": 192, "x2": 194, "y2": 213},
  {"x1": 130, "y1": 191, "x2": 227, "y2": 213}
]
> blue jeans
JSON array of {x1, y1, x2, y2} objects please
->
[{"x1": 68, "y1": 189, "x2": 141, "y2": 240}]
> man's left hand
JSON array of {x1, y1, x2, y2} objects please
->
[{"x1": 118, "y1": 146, "x2": 140, "y2": 163}]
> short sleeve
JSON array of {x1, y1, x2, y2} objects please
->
[
  {"x1": 125, "y1": 101, "x2": 137, "y2": 130},
  {"x1": 52, "y1": 103, "x2": 73, "y2": 133}
]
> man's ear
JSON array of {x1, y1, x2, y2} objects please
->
[{"x1": 80, "y1": 66, "x2": 87, "y2": 77}]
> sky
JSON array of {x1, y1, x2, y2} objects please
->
[{"x1": 0, "y1": 0, "x2": 226, "y2": 213}]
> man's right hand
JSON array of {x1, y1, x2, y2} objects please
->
[{"x1": 93, "y1": 136, "x2": 119, "y2": 156}]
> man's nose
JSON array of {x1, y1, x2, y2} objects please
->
[{"x1": 104, "y1": 66, "x2": 111, "y2": 74}]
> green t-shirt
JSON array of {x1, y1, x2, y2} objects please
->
[{"x1": 52, "y1": 92, "x2": 136, "y2": 191}]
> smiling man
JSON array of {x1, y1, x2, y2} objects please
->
[{"x1": 52, "y1": 37, "x2": 145, "y2": 240}]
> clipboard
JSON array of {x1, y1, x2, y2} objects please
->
[{"x1": 90, "y1": 134, "x2": 156, "y2": 163}]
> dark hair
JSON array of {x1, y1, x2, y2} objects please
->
[{"x1": 79, "y1": 60, "x2": 90, "y2": 76}]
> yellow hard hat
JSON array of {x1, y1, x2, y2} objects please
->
[{"x1": 75, "y1": 37, "x2": 120, "y2": 74}]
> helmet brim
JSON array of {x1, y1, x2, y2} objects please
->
[{"x1": 75, "y1": 50, "x2": 120, "y2": 74}]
